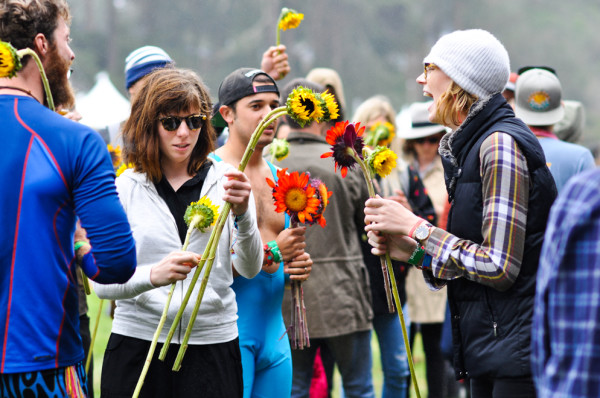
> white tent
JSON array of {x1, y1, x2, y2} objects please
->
[{"x1": 76, "y1": 71, "x2": 130, "y2": 131}]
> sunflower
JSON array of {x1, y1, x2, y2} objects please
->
[
  {"x1": 266, "y1": 168, "x2": 320, "y2": 224},
  {"x1": 307, "y1": 178, "x2": 332, "y2": 228},
  {"x1": 0, "y1": 41, "x2": 21, "y2": 79},
  {"x1": 184, "y1": 197, "x2": 220, "y2": 233},
  {"x1": 116, "y1": 162, "x2": 134, "y2": 177},
  {"x1": 278, "y1": 8, "x2": 304, "y2": 31},
  {"x1": 269, "y1": 138, "x2": 289, "y2": 162},
  {"x1": 320, "y1": 121, "x2": 365, "y2": 178},
  {"x1": 319, "y1": 91, "x2": 340, "y2": 123},
  {"x1": 286, "y1": 86, "x2": 324, "y2": 127},
  {"x1": 365, "y1": 121, "x2": 395, "y2": 148},
  {"x1": 107, "y1": 144, "x2": 122, "y2": 169},
  {"x1": 368, "y1": 146, "x2": 398, "y2": 178}
]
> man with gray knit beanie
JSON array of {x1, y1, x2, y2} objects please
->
[{"x1": 364, "y1": 29, "x2": 556, "y2": 398}]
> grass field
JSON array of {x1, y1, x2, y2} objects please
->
[{"x1": 86, "y1": 294, "x2": 428, "y2": 397}]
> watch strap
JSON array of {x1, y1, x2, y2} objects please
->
[{"x1": 407, "y1": 245, "x2": 425, "y2": 266}]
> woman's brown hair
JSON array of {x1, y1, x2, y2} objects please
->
[
  {"x1": 122, "y1": 68, "x2": 215, "y2": 183},
  {"x1": 435, "y1": 81, "x2": 478, "y2": 127}
]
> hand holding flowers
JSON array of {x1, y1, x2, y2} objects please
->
[
  {"x1": 266, "y1": 169, "x2": 332, "y2": 349},
  {"x1": 364, "y1": 196, "x2": 422, "y2": 237},
  {"x1": 320, "y1": 120, "x2": 421, "y2": 398},
  {"x1": 274, "y1": 226, "x2": 307, "y2": 262},
  {"x1": 222, "y1": 169, "x2": 253, "y2": 216}
]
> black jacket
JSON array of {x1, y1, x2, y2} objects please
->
[{"x1": 441, "y1": 93, "x2": 557, "y2": 379}]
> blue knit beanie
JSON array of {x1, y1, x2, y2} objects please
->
[
  {"x1": 423, "y1": 29, "x2": 510, "y2": 98},
  {"x1": 124, "y1": 46, "x2": 173, "y2": 89}
]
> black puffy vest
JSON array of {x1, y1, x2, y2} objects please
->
[{"x1": 441, "y1": 93, "x2": 557, "y2": 379}]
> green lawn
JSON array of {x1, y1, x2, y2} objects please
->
[{"x1": 86, "y1": 294, "x2": 427, "y2": 397}]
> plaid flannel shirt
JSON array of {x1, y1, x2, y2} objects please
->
[
  {"x1": 423, "y1": 132, "x2": 529, "y2": 291},
  {"x1": 532, "y1": 168, "x2": 600, "y2": 398}
]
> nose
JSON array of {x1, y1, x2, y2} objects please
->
[
  {"x1": 416, "y1": 73, "x2": 426, "y2": 85},
  {"x1": 176, "y1": 123, "x2": 191, "y2": 137}
]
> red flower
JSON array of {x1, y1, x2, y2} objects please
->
[{"x1": 321, "y1": 121, "x2": 365, "y2": 177}]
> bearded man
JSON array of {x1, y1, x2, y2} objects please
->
[{"x1": 0, "y1": 1, "x2": 136, "y2": 396}]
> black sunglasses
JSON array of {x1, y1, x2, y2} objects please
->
[
  {"x1": 414, "y1": 136, "x2": 441, "y2": 144},
  {"x1": 159, "y1": 114, "x2": 206, "y2": 131}
]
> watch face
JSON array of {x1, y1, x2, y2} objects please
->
[{"x1": 415, "y1": 225, "x2": 430, "y2": 240}]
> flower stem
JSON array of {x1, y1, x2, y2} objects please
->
[
  {"x1": 85, "y1": 298, "x2": 104, "y2": 374},
  {"x1": 275, "y1": 9, "x2": 284, "y2": 46},
  {"x1": 133, "y1": 218, "x2": 200, "y2": 397},
  {"x1": 16, "y1": 48, "x2": 54, "y2": 111},
  {"x1": 78, "y1": 267, "x2": 91, "y2": 295},
  {"x1": 158, "y1": 219, "x2": 218, "y2": 361},
  {"x1": 387, "y1": 254, "x2": 421, "y2": 398},
  {"x1": 350, "y1": 151, "x2": 395, "y2": 313},
  {"x1": 350, "y1": 150, "x2": 421, "y2": 397},
  {"x1": 172, "y1": 218, "x2": 224, "y2": 370}
]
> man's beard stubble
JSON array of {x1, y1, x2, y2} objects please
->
[{"x1": 43, "y1": 44, "x2": 75, "y2": 110}]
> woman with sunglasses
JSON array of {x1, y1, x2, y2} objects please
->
[
  {"x1": 94, "y1": 68, "x2": 262, "y2": 398},
  {"x1": 364, "y1": 29, "x2": 556, "y2": 398}
]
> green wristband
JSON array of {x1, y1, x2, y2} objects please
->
[
  {"x1": 407, "y1": 245, "x2": 425, "y2": 266},
  {"x1": 74, "y1": 241, "x2": 88, "y2": 252},
  {"x1": 267, "y1": 240, "x2": 282, "y2": 263}
]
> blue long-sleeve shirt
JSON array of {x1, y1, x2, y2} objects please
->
[{"x1": 0, "y1": 95, "x2": 136, "y2": 373}]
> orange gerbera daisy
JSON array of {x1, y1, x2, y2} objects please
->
[{"x1": 266, "y1": 168, "x2": 320, "y2": 224}]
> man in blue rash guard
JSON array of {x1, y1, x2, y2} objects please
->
[{"x1": 0, "y1": 1, "x2": 136, "y2": 395}]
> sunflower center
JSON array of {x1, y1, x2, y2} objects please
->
[
  {"x1": 284, "y1": 188, "x2": 308, "y2": 212},
  {"x1": 300, "y1": 97, "x2": 315, "y2": 115}
]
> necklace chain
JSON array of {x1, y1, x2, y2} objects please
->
[{"x1": 0, "y1": 86, "x2": 40, "y2": 103}]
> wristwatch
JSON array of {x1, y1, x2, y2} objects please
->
[{"x1": 413, "y1": 223, "x2": 433, "y2": 244}]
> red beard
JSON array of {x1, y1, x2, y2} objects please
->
[{"x1": 43, "y1": 44, "x2": 75, "y2": 109}]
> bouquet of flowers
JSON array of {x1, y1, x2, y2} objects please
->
[
  {"x1": 321, "y1": 121, "x2": 421, "y2": 398},
  {"x1": 266, "y1": 169, "x2": 331, "y2": 349}
]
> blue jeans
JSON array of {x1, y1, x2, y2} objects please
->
[
  {"x1": 372, "y1": 310, "x2": 411, "y2": 398},
  {"x1": 290, "y1": 330, "x2": 375, "y2": 398}
]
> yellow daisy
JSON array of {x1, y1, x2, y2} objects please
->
[
  {"x1": 278, "y1": 8, "x2": 304, "y2": 31},
  {"x1": 286, "y1": 86, "x2": 324, "y2": 127},
  {"x1": 319, "y1": 91, "x2": 340, "y2": 122},
  {"x1": 365, "y1": 121, "x2": 395, "y2": 148},
  {"x1": 107, "y1": 144, "x2": 122, "y2": 169},
  {"x1": 269, "y1": 138, "x2": 289, "y2": 161},
  {"x1": 184, "y1": 197, "x2": 220, "y2": 233},
  {"x1": 116, "y1": 162, "x2": 134, "y2": 177},
  {"x1": 0, "y1": 41, "x2": 21, "y2": 79},
  {"x1": 368, "y1": 146, "x2": 397, "y2": 178}
]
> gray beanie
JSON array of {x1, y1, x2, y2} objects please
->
[{"x1": 423, "y1": 29, "x2": 510, "y2": 98}]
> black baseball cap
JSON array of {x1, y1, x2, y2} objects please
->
[{"x1": 212, "y1": 68, "x2": 279, "y2": 128}]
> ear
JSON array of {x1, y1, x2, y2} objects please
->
[
  {"x1": 33, "y1": 33, "x2": 49, "y2": 57},
  {"x1": 220, "y1": 105, "x2": 235, "y2": 125}
]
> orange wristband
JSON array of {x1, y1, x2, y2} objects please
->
[{"x1": 408, "y1": 219, "x2": 424, "y2": 239}]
